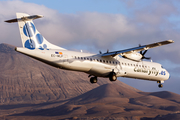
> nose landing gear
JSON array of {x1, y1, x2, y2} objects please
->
[
  {"x1": 157, "y1": 81, "x2": 164, "y2": 88},
  {"x1": 109, "y1": 72, "x2": 117, "y2": 81},
  {"x1": 158, "y1": 84, "x2": 163, "y2": 88},
  {"x1": 90, "y1": 76, "x2": 97, "y2": 83}
]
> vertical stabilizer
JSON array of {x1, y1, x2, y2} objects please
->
[{"x1": 5, "y1": 13, "x2": 66, "y2": 50}]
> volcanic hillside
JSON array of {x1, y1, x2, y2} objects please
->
[
  {"x1": 0, "y1": 43, "x2": 139, "y2": 104},
  {"x1": 9, "y1": 83, "x2": 180, "y2": 120},
  {"x1": 0, "y1": 43, "x2": 180, "y2": 120}
]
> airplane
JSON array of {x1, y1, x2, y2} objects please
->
[{"x1": 5, "y1": 13, "x2": 174, "y2": 88}]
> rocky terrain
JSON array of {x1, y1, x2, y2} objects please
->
[{"x1": 0, "y1": 43, "x2": 180, "y2": 120}]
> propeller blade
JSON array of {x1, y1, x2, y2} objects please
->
[
  {"x1": 144, "y1": 57, "x2": 151, "y2": 60},
  {"x1": 142, "y1": 50, "x2": 148, "y2": 55},
  {"x1": 142, "y1": 56, "x2": 151, "y2": 60},
  {"x1": 140, "y1": 51, "x2": 143, "y2": 55}
]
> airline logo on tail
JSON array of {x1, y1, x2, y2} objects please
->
[{"x1": 23, "y1": 22, "x2": 47, "y2": 50}]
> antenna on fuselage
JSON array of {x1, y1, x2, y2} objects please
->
[{"x1": 107, "y1": 49, "x2": 109, "y2": 53}]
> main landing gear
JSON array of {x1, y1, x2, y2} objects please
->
[
  {"x1": 89, "y1": 71, "x2": 117, "y2": 84},
  {"x1": 157, "y1": 81, "x2": 164, "y2": 88},
  {"x1": 109, "y1": 72, "x2": 117, "y2": 81},
  {"x1": 90, "y1": 76, "x2": 97, "y2": 83}
]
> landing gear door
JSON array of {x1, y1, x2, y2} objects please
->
[{"x1": 114, "y1": 62, "x2": 122, "y2": 76}]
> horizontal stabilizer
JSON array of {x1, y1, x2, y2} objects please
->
[{"x1": 5, "y1": 15, "x2": 43, "y2": 23}]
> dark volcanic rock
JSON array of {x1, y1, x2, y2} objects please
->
[{"x1": 152, "y1": 113, "x2": 180, "y2": 120}]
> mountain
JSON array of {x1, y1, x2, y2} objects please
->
[
  {"x1": 0, "y1": 43, "x2": 139, "y2": 104},
  {"x1": 0, "y1": 43, "x2": 180, "y2": 120},
  {"x1": 9, "y1": 83, "x2": 180, "y2": 120}
]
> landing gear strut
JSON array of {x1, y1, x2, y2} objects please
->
[
  {"x1": 109, "y1": 72, "x2": 117, "y2": 81},
  {"x1": 90, "y1": 77, "x2": 97, "y2": 83}
]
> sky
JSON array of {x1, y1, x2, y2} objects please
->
[{"x1": 0, "y1": 0, "x2": 180, "y2": 94}]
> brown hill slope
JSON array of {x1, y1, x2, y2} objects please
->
[
  {"x1": 0, "y1": 43, "x2": 140, "y2": 104},
  {"x1": 149, "y1": 91, "x2": 180, "y2": 103},
  {"x1": 9, "y1": 83, "x2": 180, "y2": 120}
]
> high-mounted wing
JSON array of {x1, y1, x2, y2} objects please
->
[{"x1": 102, "y1": 40, "x2": 174, "y2": 57}]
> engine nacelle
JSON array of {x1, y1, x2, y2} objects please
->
[{"x1": 122, "y1": 52, "x2": 142, "y2": 61}]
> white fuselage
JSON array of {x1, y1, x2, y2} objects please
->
[{"x1": 16, "y1": 47, "x2": 170, "y2": 82}]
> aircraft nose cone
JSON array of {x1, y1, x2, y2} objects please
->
[
  {"x1": 168, "y1": 72, "x2": 170, "y2": 79},
  {"x1": 166, "y1": 70, "x2": 170, "y2": 80}
]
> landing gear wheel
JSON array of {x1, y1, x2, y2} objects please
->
[
  {"x1": 90, "y1": 77, "x2": 97, "y2": 83},
  {"x1": 158, "y1": 84, "x2": 163, "y2": 88},
  {"x1": 109, "y1": 72, "x2": 117, "y2": 81}
]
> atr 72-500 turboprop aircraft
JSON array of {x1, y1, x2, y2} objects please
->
[{"x1": 5, "y1": 13, "x2": 174, "y2": 88}]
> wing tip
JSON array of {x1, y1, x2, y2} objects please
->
[{"x1": 167, "y1": 40, "x2": 174, "y2": 43}]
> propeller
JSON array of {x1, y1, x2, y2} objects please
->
[{"x1": 139, "y1": 44, "x2": 151, "y2": 60}]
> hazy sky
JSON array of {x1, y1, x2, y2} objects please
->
[{"x1": 1, "y1": 0, "x2": 180, "y2": 94}]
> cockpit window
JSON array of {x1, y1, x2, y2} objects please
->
[{"x1": 161, "y1": 66, "x2": 164, "y2": 68}]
